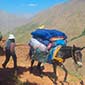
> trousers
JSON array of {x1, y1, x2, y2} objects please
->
[{"x1": 3, "y1": 48, "x2": 17, "y2": 68}]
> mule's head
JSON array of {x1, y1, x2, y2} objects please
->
[{"x1": 72, "y1": 45, "x2": 84, "y2": 67}]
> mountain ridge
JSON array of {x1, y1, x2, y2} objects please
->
[
  {"x1": 0, "y1": 10, "x2": 29, "y2": 34},
  {"x1": 14, "y1": 0, "x2": 85, "y2": 43}
]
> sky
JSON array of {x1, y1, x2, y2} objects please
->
[{"x1": 0, "y1": 0, "x2": 69, "y2": 16}]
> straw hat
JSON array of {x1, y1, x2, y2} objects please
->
[{"x1": 38, "y1": 25, "x2": 45, "y2": 29}]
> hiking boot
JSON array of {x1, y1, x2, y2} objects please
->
[{"x1": 2, "y1": 64, "x2": 6, "y2": 68}]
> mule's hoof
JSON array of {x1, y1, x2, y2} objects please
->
[
  {"x1": 29, "y1": 67, "x2": 33, "y2": 73},
  {"x1": 2, "y1": 64, "x2": 6, "y2": 69},
  {"x1": 53, "y1": 82, "x2": 57, "y2": 85},
  {"x1": 40, "y1": 74, "x2": 43, "y2": 78},
  {"x1": 63, "y1": 80, "x2": 66, "y2": 82},
  {"x1": 41, "y1": 65, "x2": 45, "y2": 70},
  {"x1": 63, "y1": 80, "x2": 68, "y2": 83}
]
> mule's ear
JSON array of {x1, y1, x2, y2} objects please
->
[{"x1": 80, "y1": 47, "x2": 85, "y2": 50}]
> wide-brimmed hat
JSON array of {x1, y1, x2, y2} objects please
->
[{"x1": 8, "y1": 34, "x2": 15, "y2": 39}]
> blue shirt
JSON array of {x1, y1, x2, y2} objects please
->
[{"x1": 5, "y1": 39, "x2": 11, "y2": 49}]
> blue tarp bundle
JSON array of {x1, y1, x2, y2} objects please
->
[
  {"x1": 30, "y1": 29, "x2": 67, "y2": 63},
  {"x1": 31, "y1": 29, "x2": 51, "y2": 40},
  {"x1": 31, "y1": 29, "x2": 67, "y2": 40}
]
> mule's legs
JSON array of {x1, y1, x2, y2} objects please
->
[
  {"x1": 52, "y1": 61, "x2": 57, "y2": 84},
  {"x1": 28, "y1": 46, "x2": 35, "y2": 72},
  {"x1": 37, "y1": 62, "x2": 42, "y2": 69},
  {"x1": 31, "y1": 60, "x2": 34, "y2": 68},
  {"x1": 61, "y1": 64, "x2": 68, "y2": 82},
  {"x1": 29, "y1": 60, "x2": 34, "y2": 73},
  {"x1": 37, "y1": 62, "x2": 44, "y2": 77},
  {"x1": 29, "y1": 46, "x2": 34, "y2": 58}
]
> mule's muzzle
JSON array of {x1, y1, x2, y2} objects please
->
[{"x1": 77, "y1": 62, "x2": 83, "y2": 67}]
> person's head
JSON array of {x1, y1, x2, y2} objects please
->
[{"x1": 8, "y1": 34, "x2": 15, "y2": 42}]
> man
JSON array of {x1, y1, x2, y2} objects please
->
[{"x1": 2, "y1": 34, "x2": 17, "y2": 69}]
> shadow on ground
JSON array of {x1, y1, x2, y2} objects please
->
[{"x1": 0, "y1": 66, "x2": 38, "y2": 85}]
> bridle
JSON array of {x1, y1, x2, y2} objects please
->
[
  {"x1": 71, "y1": 47, "x2": 78, "y2": 64},
  {"x1": 71, "y1": 47, "x2": 83, "y2": 68}
]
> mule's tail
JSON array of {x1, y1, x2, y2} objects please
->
[{"x1": 25, "y1": 45, "x2": 33, "y2": 61}]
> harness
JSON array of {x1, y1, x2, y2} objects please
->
[{"x1": 53, "y1": 45, "x2": 64, "y2": 62}]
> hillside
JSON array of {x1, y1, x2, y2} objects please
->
[
  {"x1": 0, "y1": 0, "x2": 85, "y2": 84},
  {"x1": 14, "y1": 0, "x2": 85, "y2": 81},
  {"x1": 14, "y1": 0, "x2": 85, "y2": 43},
  {"x1": 30, "y1": 0, "x2": 85, "y2": 38},
  {"x1": 0, "y1": 45, "x2": 85, "y2": 85},
  {"x1": 0, "y1": 11, "x2": 29, "y2": 34}
]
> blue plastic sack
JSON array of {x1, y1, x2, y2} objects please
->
[
  {"x1": 48, "y1": 29, "x2": 67, "y2": 39},
  {"x1": 31, "y1": 29, "x2": 51, "y2": 40},
  {"x1": 31, "y1": 29, "x2": 67, "y2": 40},
  {"x1": 53, "y1": 40, "x2": 67, "y2": 47}
]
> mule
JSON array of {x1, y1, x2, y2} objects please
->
[{"x1": 28, "y1": 45, "x2": 84, "y2": 84}]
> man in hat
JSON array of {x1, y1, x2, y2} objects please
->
[{"x1": 2, "y1": 34, "x2": 17, "y2": 69}]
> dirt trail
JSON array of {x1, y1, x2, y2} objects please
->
[{"x1": 0, "y1": 45, "x2": 85, "y2": 85}]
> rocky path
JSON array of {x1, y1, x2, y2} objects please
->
[{"x1": 0, "y1": 45, "x2": 85, "y2": 85}]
